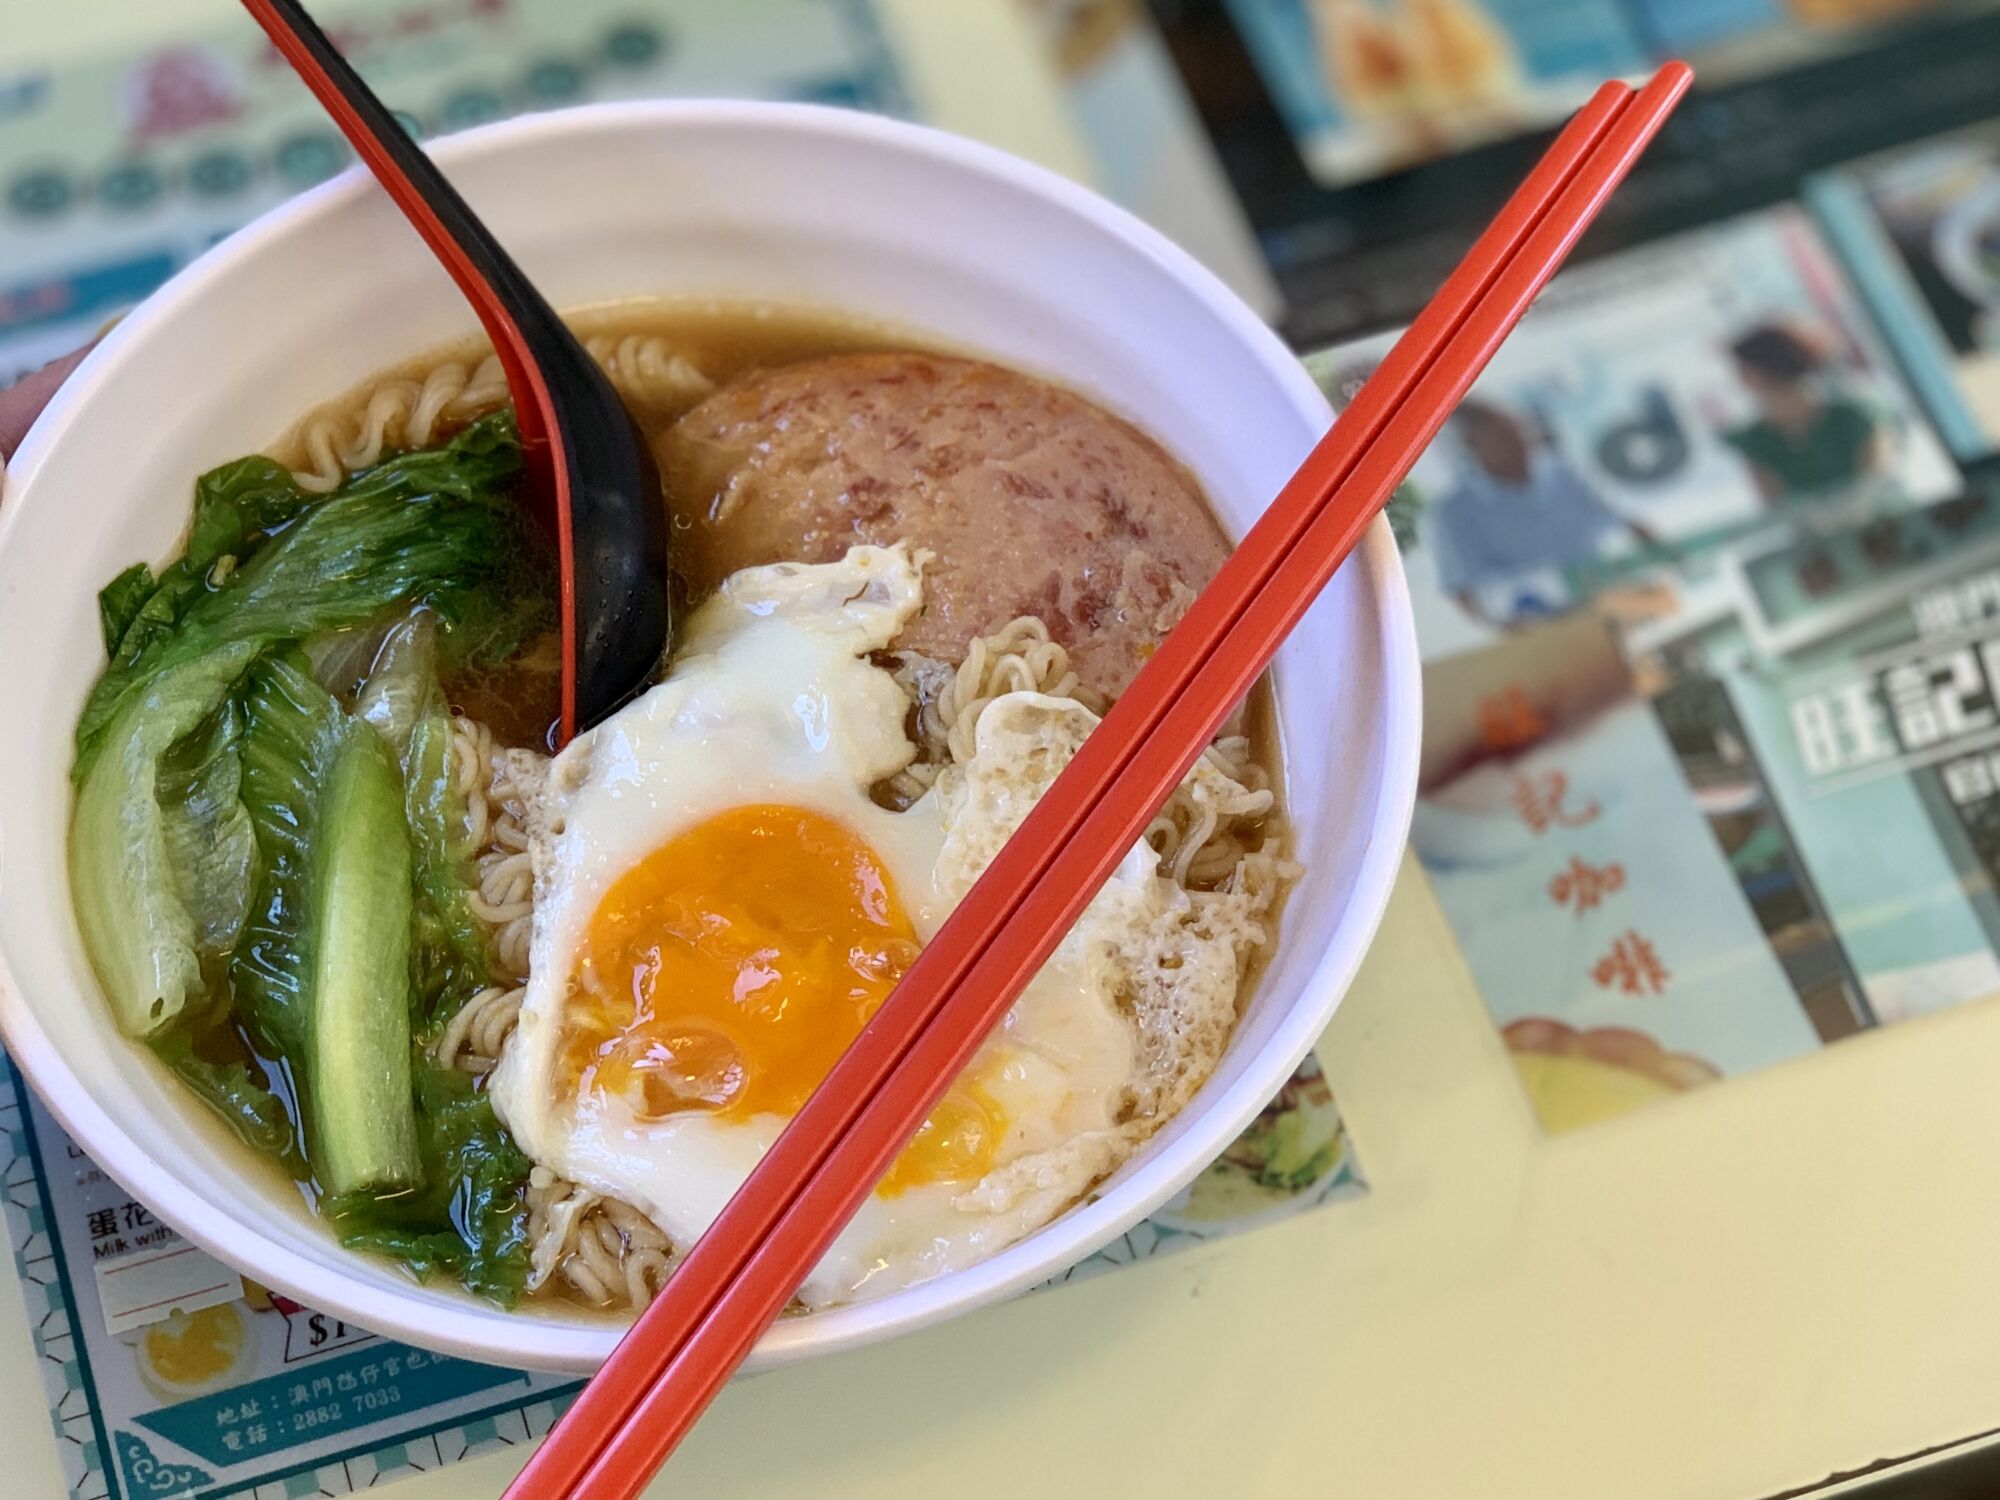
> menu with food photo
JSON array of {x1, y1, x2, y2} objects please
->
[
  {"x1": 1314, "y1": 206, "x2": 1961, "y2": 658},
  {"x1": 1810, "y1": 119, "x2": 2000, "y2": 462},
  {"x1": 1217, "y1": 0, "x2": 1649, "y2": 186},
  {"x1": 1311, "y1": 200, "x2": 2000, "y2": 1132},
  {"x1": 1622, "y1": 0, "x2": 1985, "y2": 86},
  {"x1": 1413, "y1": 614, "x2": 1818, "y2": 1132}
]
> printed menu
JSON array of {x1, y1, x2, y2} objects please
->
[
  {"x1": 3, "y1": 1046, "x2": 1359, "y2": 1500},
  {"x1": 1812, "y1": 119, "x2": 2000, "y2": 462},
  {"x1": 0, "y1": 0, "x2": 909, "y2": 386},
  {"x1": 1211, "y1": 0, "x2": 1991, "y2": 194},
  {"x1": 0, "y1": 0, "x2": 1275, "y2": 388},
  {"x1": 1309, "y1": 196, "x2": 2000, "y2": 1132},
  {"x1": 1219, "y1": 0, "x2": 1648, "y2": 188}
]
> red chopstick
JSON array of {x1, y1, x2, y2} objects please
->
[
  {"x1": 509, "y1": 62, "x2": 1691, "y2": 1499},
  {"x1": 524, "y1": 78, "x2": 1640, "y2": 1452}
]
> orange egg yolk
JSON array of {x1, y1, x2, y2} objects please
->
[{"x1": 560, "y1": 803, "x2": 1003, "y2": 1193}]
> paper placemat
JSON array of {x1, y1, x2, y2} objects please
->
[{"x1": 1, "y1": 1047, "x2": 1359, "y2": 1500}]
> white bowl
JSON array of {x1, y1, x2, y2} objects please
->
[{"x1": 0, "y1": 102, "x2": 1418, "y2": 1374}]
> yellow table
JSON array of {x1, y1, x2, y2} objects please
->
[{"x1": 9, "y1": 5, "x2": 2000, "y2": 1496}]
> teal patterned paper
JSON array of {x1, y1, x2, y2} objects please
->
[
  {"x1": 111, "y1": 1435, "x2": 212, "y2": 1499},
  {"x1": 1, "y1": 1051, "x2": 1360, "y2": 1500},
  {"x1": 0, "y1": 0, "x2": 909, "y2": 385},
  {"x1": 2, "y1": 1063, "x2": 110, "y2": 1500}
]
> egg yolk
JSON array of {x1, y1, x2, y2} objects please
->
[{"x1": 561, "y1": 803, "x2": 1003, "y2": 1192}]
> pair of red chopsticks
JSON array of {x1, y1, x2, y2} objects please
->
[{"x1": 509, "y1": 62, "x2": 1693, "y2": 1499}]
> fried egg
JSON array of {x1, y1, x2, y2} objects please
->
[{"x1": 490, "y1": 545, "x2": 1253, "y2": 1307}]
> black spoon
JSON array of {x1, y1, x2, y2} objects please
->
[{"x1": 243, "y1": 0, "x2": 672, "y2": 743}]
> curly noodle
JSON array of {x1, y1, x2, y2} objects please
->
[
  {"x1": 436, "y1": 616, "x2": 1282, "y2": 1311},
  {"x1": 429, "y1": 717, "x2": 531, "y2": 1064},
  {"x1": 525, "y1": 1168, "x2": 676, "y2": 1308},
  {"x1": 277, "y1": 332, "x2": 713, "y2": 492},
  {"x1": 888, "y1": 618, "x2": 1274, "y2": 890}
]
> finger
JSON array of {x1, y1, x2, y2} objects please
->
[{"x1": 0, "y1": 344, "x2": 94, "y2": 468}]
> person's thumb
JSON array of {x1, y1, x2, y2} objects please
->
[{"x1": 0, "y1": 344, "x2": 94, "y2": 476}]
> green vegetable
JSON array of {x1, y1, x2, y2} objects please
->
[
  {"x1": 233, "y1": 655, "x2": 342, "y2": 1059},
  {"x1": 425, "y1": 529, "x2": 557, "y2": 675},
  {"x1": 97, "y1": 563, "x2": 155, "y2": 654},
  {"x1": 95, "y1": 456, "x2": 313, "y2": 673},
  {"x1": 235, "y1": 656, "x2": 420, "y2": 1198},
  {"x1": 347, "y1": 413, "x2": 554, "y2": 672},
  {"x1": 150, "y1": 1028, "x2": 300, "y2": 1165},
  {"x1": 356, "y1": 616, "x2": 494, "y2": 1016},
  {"x1": 157, "y1": 696, "x2": 258, "y2": 956},
  {"x1": 335, "y1": 1061, "x2": 531, "y2": 1305},
  {"x1": 355, "y1": 612, "x2": 438, "y2": 755},
  {"x1": 187, "y1": 454, "x2": 317, "y2": 563},
  {"x1": 305, "y1": 622, "x2": 393, "y2": 701},
  {"x1": 308, "y1": 722, "x2": 421, "y2": 1198},
  {"x1": 75, "y1": 410, "x2": 524, "y2": 775},
  {"x1": 69, "y1": 643, "x2": 263, "y2": 1036},
  {"x1": 72, "y1": 410, "x2": 546, "y2": 1303},
  {"x1": 340, "y1": 615, "x2": 529, "y2": 1298},
  {"x1": 345, "y1": 607, "x2": 531, "y2": 1292},
  {"x1": 407, "y1": 720, "x2": 493, "y2": 1011},
  {"x1": 334, "y1": 404, "x2": 521, "y2": 507}
]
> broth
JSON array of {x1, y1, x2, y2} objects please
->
[
  {"x1": 280, "y1": 299, "x2": 1289, "y2": 782},
  {"x1": 171, "y1": 299, "x2": 1289, "y2": 1308}
]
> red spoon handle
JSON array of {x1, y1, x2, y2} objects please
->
[
  {"x1": 241, "y1": 0, "x2": 678, "y2": 741},
  {"x1": 239, "y1": 0, "x2": 563, "y2": 455}
]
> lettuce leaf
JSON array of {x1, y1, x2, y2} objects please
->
[
  {"x1": 354, "y1": 612, "x2": 438, "y2": 756},
  {"x1": 97, "y1": 563, "x2": 155, "y2": 654},
  {"x1": 234, "y1": 654, "x2": 421, "y2": 1198},
  {"x1": 334, "y1": 1062, "x2": 531, "y2": 1306},
  {"x1": 149, "y1": 1027, "x2": 300, "y2": 1166},
  {"x1": 75, "y1": 410, "x2": 525, "y2": 775},
  {"x1": 351, "y1": 613, "x2": 494, "y2": 1015},
  {"x1": 157, "y1": 695, "x2": 258, "y2": 956},
  {"x1": 404, "y1": 714, "x2": 494, "y2": 1017},
  {"x1": 73, "y1": 409, "x2": 542, "y2": 1295},
  {"x1": 69, "y1": 642, "x2": 265, "y2": 1036},
  {"x1": 232, "y1": 654, "x2": 346, "y2": 1061},
  {"x1": 96, "y1": 457, "x2": 314, "y2": 674},
  {"x1": 336, "y1": 614, "x2": 530, "y2": 1301}
]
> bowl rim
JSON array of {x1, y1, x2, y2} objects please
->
[{"x1": 0, "y1": 97, "x2": 1420, "y2": 1373}]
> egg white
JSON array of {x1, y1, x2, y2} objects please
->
[{"x1": 489, "y1": 546, "x2": 1143, "y2": 1307}]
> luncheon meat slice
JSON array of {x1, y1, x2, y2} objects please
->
[{"x1": 658, "y1": 352, "x2": 1230, "y2": 702}]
